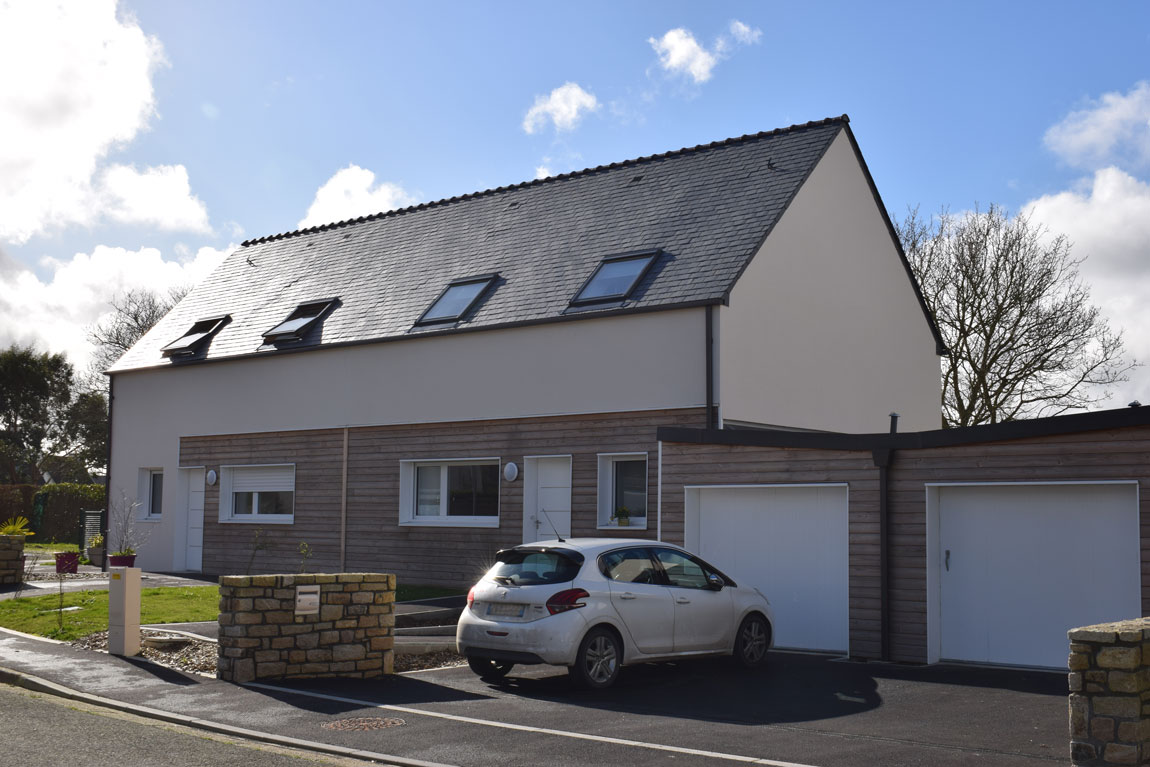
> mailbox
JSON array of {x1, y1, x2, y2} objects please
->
[{"x1": 295, "y1": 584, "x2": 320, "y2": 615}]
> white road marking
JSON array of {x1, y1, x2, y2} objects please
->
[{"x1": 246, "y1": 681, "x2": 822, "y2": 767}]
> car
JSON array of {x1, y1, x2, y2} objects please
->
[{"x1": 456, "y1": 538, "x2": 774, "y2": 688}]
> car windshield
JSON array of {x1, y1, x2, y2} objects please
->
[{"x1": 491, "y1": 549, "x2": 582, "y2": 586}]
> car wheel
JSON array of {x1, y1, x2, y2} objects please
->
[
  {"x1": 733, "y1": 613, "x2": 770, "y2": 669},
  {"x1": 569, "y1": 626, "x2": 622, "y2": 689},
  {"x1": 467, "y1": 656, "x2": 514, "y2": 680}
]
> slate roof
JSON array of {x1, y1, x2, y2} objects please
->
[{"x1": 111, "y1": 116, "x2": 876, "y2": 373}]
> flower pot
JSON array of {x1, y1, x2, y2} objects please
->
[
  {"x1": 108, "y1": 554, "x2": 136, "y2": 568},
  {"x1": 86, "y1": 546, "x2": 104, "y2": 567},
  {"x1": 617, "y1": 518, "x2": 630, "y2": 527},
  {"x1": 54, "y1": 552, "x2": 79, "y2": 574}
]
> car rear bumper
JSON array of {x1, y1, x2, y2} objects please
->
[{"x1": 456, "y1": 608, "x2": 586, "y2": 665}]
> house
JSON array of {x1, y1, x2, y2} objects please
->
[{"x1": 106, "y1": 115, "x2": 944, "y2": 592}]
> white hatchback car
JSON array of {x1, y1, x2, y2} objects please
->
[{"x1": 456, "y1": 538, "x2": 774, "y2": 688}]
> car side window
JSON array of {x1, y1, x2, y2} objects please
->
[
  {"x1": 600, "y1": 547, "x2": 660, "y2": 585},
  {"x1": 653, "y1": 549, "x2": 711, "y2": 590}
]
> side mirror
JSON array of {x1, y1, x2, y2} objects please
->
[{"x1": 706, "y1": 573, "x2": 725, "y2": 591}]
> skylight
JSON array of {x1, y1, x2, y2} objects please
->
[
  {"x1": 160, "y1": 316, "x2": 229, "y2": 358},
  {"x1": 262, "y1": 299, "x2": 336, "y2": 344},
  {"x1": 416, "y1": 275, "x2": 497, "y2": 325},
  {"x1": 571, "y1": 251, "x2": 658, "y2": 305}
]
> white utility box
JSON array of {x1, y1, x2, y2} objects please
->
[{"x1": 108, "y1": 567, "x2": 141, "y2": 656}]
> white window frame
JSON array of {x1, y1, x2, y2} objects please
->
[
  {"x1": 597, "y1": 452, "x2": 649, "y2": 529},
  {"x1": 138, "y1": 468, "x2": 164, "y2": 521},
  {"x1": 219, "y1": 464, "x2": 296, "y2": 525},
  {"x1": 398, "y1": 457, "x2": 501, "y2": 528}
]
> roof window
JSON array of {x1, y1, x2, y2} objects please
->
[
  {"x1": 416, "y1": 275, "x2": 497, "y2": 325},
  {"x1": 571, "y1": 251, "x2": 658, "y2": 305},
  {"x1": 262, "y1": 299, "x2": 336, "y2": 344},
  {"x1": 160, "y1": 316, "x2": 230, "y2": 358}
]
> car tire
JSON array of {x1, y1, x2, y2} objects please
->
[
  {"x1": 569, "y1": 626, "x2": 622, "y2": 689},
  {"x1": 467, "y1": 656, "x2": 514, "y2": 680},
  {"x1": 733, "y1": 613, "x2": 770, "y2": 669}
]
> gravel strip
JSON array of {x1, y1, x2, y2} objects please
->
[{"x1": 70, "y1": 632, "x2": 465, "y2": 676}]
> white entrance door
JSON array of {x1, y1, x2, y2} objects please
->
[
  {"x1": 523, "y1": 456, "x2": 572, "y2": 543},
  {"x1": 688, "y1": 485, "x2": 850, "y2": 653},
  {"x1": 937, "y1": 483, "x2": 1140, "y2": 668},
  {"x1": 185, "y1": 468, "x2": 205, "y2": 572}
]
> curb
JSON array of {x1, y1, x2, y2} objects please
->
[{"x1": 0, "y1": 666, "x2": 456, "y2": 767}]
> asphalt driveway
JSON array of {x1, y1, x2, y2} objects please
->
[{"x1": 247, "y1": 651, "x2": 1068, "y2": 767}]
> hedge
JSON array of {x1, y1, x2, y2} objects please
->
[{"x1": 31, "y1": 483, "x2": 106, "y2": 544}]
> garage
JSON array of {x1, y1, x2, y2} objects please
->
[
  {"x1": 684, "y1": 484, "x2": 850, "y2": 654},
  {"x1": 930, "y1": 482, "x2": 1141, "y2": 669}
]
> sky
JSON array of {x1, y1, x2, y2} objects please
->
[{"x1": 2, "y1": 0, "x2": 1150, "y2": 405}]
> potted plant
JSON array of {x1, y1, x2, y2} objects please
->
[
  {"x1": 54, "y1": 550, "x2": 79, "y2": 573},
  {"x1": 612, "y1": 506, "x2": 631, "y2": 527},
  {"x1": 107, "y1": 547, "x2": 136, "y2": 567},
  {"x1": 86, "y1": 533, "x2": 105, "y2": 567},
  {"x1": 107, "y1": 492, "x2": 150, "y2": 569}
]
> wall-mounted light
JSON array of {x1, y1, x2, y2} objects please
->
[
  {"x1": 503, "y1": 462, "x2": 519, "y2": 482},
  {"x1": 206, "y1": 469, "x2": 218, "y2": 486}
]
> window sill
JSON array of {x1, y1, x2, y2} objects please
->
[
  {"x1": 597, "y1": 521, "x2": 649, "y2": 531},
  {"x1": 400, "y1": 517, "x2": 500, "y2": 529},
  {"x1": 137, "y1": 517, "x2": 163, "y2": 523},
  {"x1": 221, "y1": 516, "x2": 294, "y2": 525}
]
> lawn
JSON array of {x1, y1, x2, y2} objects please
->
[
  {"x1": 23, "y1": 542, "x2": 80, "y2": 553},
  {"x1": 0, "y1": 582, "x2": 462, "y2": 641},
  {"x1": 0, "y1": 586, "x2": 219, "y2": 641}
]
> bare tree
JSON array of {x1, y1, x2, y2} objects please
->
[
  {"x1": 84, "y1": 286, "x2": 189, "y2": 389},
  {"x1": 898, "y1": 205, "x2": 1135, "y2": 427}
]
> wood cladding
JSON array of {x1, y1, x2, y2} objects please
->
[
  {"x1": 661, "y1": 423, "x2": 1150, "y2": 664},
  {"x1": 180, "y1": 408, "x2": 706, "y2": 586}
]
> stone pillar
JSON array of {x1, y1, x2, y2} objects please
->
[
  {"x1": 0, "y1": 535, "x2": 25, "y2": 585},
  {"x1": 217, "y1": 573, "x2": 395, "y2": 683},
  {"x1": 1069, "y1": 618, "x2": 1150, "y2": 765}
]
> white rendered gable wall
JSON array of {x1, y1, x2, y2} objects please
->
[{"x1": 718, "y1": 130, "x2": 941, "y2": 433}]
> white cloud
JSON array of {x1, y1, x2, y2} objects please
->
[
  {"x1": 99, "y1": 164, "x2": 211, "y2": 232},
  {"x1": 201, "y1": 102, "x2": 221, "y2": 120},
  {"x1": 534, "y1": 166, "x2": 553, "y2": 180},
  {"x1": 522, "y1": 83, "x2": 600, "y2": 135},
  {"x1": 1045, "y1": 81, "x2": 1150, "y2": 170},
  {"x1": 298, "y1": 165, "x2": 417, "y2": 229},
  {"x1": 0, "y1": 243, "x2": 232, "y2": 368},
  {"x1": 1025, "y1": 167, "x2": 1150, "y2": 402},
  {"x1": 649, "y1": 21, "x2": 760, "y2": 85},
  {"x1": 649, "y1": 29, "x2": 718, "y2": 84},
  {"x1": 729, "y1": 20, "x2": 762, "y2": 45},
  {"x1": 0, "y1": 1, "x2": 210, "y2": 243}
]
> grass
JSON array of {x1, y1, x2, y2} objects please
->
[
  {"x1": 396, "y1": 584, "x2": 466, "y2": 601},
  {"x1": 0, "y1": 586, "x2": 219, "y2": 641},
  {"x1": 23, "y1": 543, "x2": 80, "y2": 553},
  {"x1": 0, "y1": 581, "x2": 462, "y2": 641}
]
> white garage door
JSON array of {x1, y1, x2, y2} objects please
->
[
  {"x1": 688, "y1": 485, "x2": 849, "y2": 653},
  {"x1": 937, "y1": 483, "x2": 1140, "y2": 668}
]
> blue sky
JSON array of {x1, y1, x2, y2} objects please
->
[{"x1": 2, "y1": 1, "x2": 1150, "y2": 401}]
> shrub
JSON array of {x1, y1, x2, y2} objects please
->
[{"x1": 31, "y1": 484, "x2": 106, "y2": 544}]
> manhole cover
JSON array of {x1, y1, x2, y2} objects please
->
[{"x1": 321, "y1": 717, "x2": 406, "y2": 731}]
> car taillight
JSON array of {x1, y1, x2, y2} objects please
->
[
  {"x1": 546, "y1": 588, "x2": 589, "y2": 615},
  {"x1": 467, "y1": 586, "x2": 477, "y2": 611}
]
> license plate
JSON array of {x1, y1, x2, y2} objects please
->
[{"x1": 487, "y1": 603, "x2": 525, "y2": 617}]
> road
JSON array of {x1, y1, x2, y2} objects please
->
[{"x1": 0, "y1": 683, "x2": 377, "y2": 767}]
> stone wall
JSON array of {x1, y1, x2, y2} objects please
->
[
  {"x1": 0, "y1": 535, "x2": 25, "y2": 585},
  {"x1": 1069, "y1": 618, "x2": 1150, "y2": 765},
  {"x1": 217, "y1": 573, "x2": 395, "y2": 682}
]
